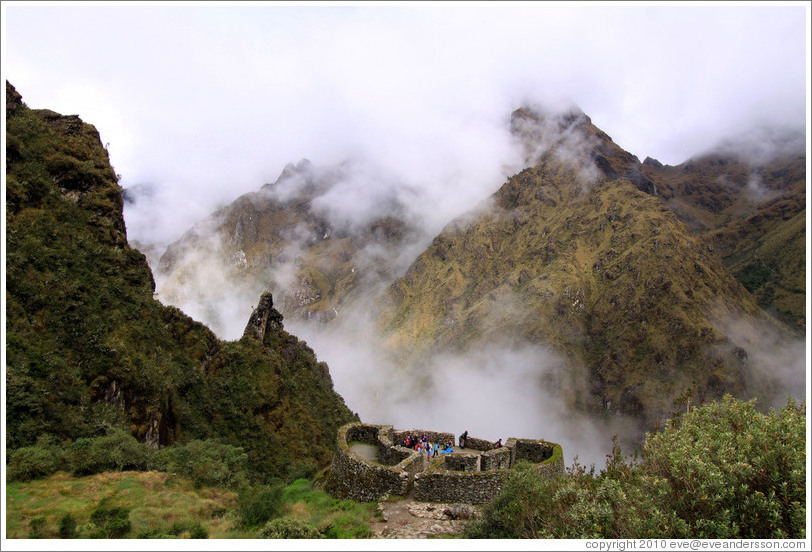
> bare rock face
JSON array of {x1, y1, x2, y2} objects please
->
[{"x1": 243, "y1": 292, "x2": 284, "y2": 341}]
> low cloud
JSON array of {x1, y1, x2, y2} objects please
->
[
  {"x1": 6, "y1": 5, "x2": 805, "y2": 249},
  {"x1": 510, "y1": 104, "x2": 603, "y2": 186},
  {"x1": 711, "y1": 311, "x2": 806, "y2": 410},
  {"x1": 288, "y1": 307, "x2": 637, "y2": 471},
  {"x1": 698, "y1": 125, "x2": 806, "y2": 166}
]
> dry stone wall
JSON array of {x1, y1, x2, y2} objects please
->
[
  {"x1": 465, "y1": 436, "x2": 496, "y2": 451},
  {"x1": 514, "y1": 438, "x2": 555, "y2": 463},
  {"x1": 442, "y1": 452, "x2": 480, "y2": 472},
  {"x1": 324, "y1": 423, "x2": 413, "y2": 501},
  {"x1": 480, "y1": 447, "x2": 511, "y2": 470},
  {"x1": 413, "y1": 468, "x2": 504, "y2": 504},
  {"x1": 325, "y1": 423, "x2": 564, "y2": 505}
]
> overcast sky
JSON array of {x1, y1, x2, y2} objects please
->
[{"x1": 3, "y1": 2, "x2": 809, "y2": 247}]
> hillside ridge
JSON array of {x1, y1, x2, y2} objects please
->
[{"x1": 5, "y1": 81, "x2": 357, "y2": 479}]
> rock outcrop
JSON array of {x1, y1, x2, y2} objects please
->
[{"x1": 243, "y1": 291, "x2": 284, "y2": 341}]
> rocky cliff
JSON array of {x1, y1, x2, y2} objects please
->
[{"x1": 5, "y1": 81, "x2": 357, "y2": 476}]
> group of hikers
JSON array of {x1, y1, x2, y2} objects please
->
[
  {"x1": 399, "y1": 430, "x2": 503, "y2": 460},
  {"x1": 399, "y1": 433, "x2": 454, "y2": 460}
]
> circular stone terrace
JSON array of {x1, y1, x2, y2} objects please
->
[{"x1": 323, "y1": 423, "x2": 564, "y2": 505}]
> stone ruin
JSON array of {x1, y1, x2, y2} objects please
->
[{"x1": 323, "y1": 423, "x2": 564, "y2": 505}]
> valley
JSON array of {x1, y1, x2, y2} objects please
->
[
  {"x1": 145, "y1": 102, "x2": 806, "y2": 456},
  {"x1": 5, "y1": 79, "x2": 806, "y2": 542}
]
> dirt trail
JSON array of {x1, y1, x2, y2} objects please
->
[{"x1": 370, "y1": 496, "x2": 480, "y2": 539}]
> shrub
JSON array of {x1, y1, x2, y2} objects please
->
[
  {"x1": 641, "y1": 395, "x2": 806, "y2": 538},
  {"x1": 152, "y1": 439, "x2": 249, "y2": 489},
  {"x1": 58, "y1": 513, "x2": 77, "y2": 539},
  {"x1": 89, "y1": 503, "x2": 131, "y2": 538},
  {"x1": 66, "y1": 437, "x2": 107, "y2": 476},
  {"x1": 238, "y1": 483, "x2": 285, "y2": 528},
  {"x1": 103, "y1": 516, "x2": 132, "y2": 539},
  {"x1": 28, "y1": 517, "x2": 46, "y2": 539},
  {"x1": 189, "y1": 523, "x2": 209, "y2": 539},
  {"x1": 136, "y1": 520, "x2": 209, "y2": 539},
  {"x1": 7, "y1": 445, "x2": 61, "y2": 481},
  {"x1": 64, "y1": 429, "x2": 150, "y2": 476},
  {"x1": 285, "y1": 459, "x2": 318, "y2": 483},
  {"x1": 169, "y1": 520, "x2": 209, "y2": 539},
  {"x1": 96, "y1": 429, "x2": 152, "y2": 471},
  {"x1": 259, "y1": 517, "x2": 322, "y2": 539},
  {"x1": 466, "y1": 397, "x2": 806, "y2": 539},
  {"x1": 464, "y1": 460, "x2": 556, "y2": 538},
  {"x1": 44, "y1": 152, "x2": 106, "y2": 191},
  {"x1": 320, "y1": 513, "x2": 375, "y2": 539}
]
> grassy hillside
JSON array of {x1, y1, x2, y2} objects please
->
[
  {"x1": 5, "y1": 81, "x2": 357, "y2": 479},
  {"x1": 6, "y1": 471, "x2": 375, "y2": 539},
  {"x1": 641, "y1": 152, "x2": 806, "y2": 330},
  {"x1": 381, "y1": 108, "x2": 792, "y2": 429}
]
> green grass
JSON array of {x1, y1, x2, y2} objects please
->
[
  {"x1": 5, "y1": 472, "x2": 376, "y2": 539},
  {"x1": 282, "y1": 478, "x2": 376, "y2": 538},
  {"x1": 6, "y1": 471, "x2": 241, "y2": 539}
]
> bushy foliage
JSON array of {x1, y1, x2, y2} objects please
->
[
  {"x1": 467, "y1": 396, "x2": 805, "y2": 539},
  {"x1": 320, "y1": 514, "x2": 375, "y2": 539},
  {"x1": 94, "y1": 429, "x2": 152, "y2": 471},
  {"x1": 7, "y1": 443, "x2": 62, "y2": 482},
  {"x1": 28, "y1": 517, "x2": 46, "y2": 539},
  {"x1": 140, "y1": 520, "x2": 209, "y2": 539},
  {"x1": 641, "y1": 395, "x2": 806, "y2": 538},
  {"x1": 258, "y1": 517, "x2": 323, "y2": 539},
  {"x1": 179, "y1": 520, "x2": 209, "y2": 539},
  {"x1": 152, "y1": 439, "x2": 249, "y2": 489},
  {"x1": 88, "y1": 503, "x2": 132, "y2": 538},
  {"x1": 66, "y1": 429, "x2": 151, "y2": 476},
  {"x1": 284, "y1": 459, "x2": 318, "y2": 483},
  {"x1": 58, "y1": 513, "x2": 78, "y2": 539},
  {"x1": 7, "y1": 430, "x2": 151, "y2": 480},
  {"x1": 238, "y1": 483, "x2": 286, "y2": 528}
]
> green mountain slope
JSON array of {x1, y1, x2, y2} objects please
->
[
  {"x1": 380, "y1": 107, "x2": 796, "y2": 428},
  {"x1": 5, "y1": 82, "x2": 357, "y2": 477},
  {"x1": 640, "y1": 151, "x2": 806, "y2": 329},
  {"x1": 155, "y1": 159, "x2": 417, "y2": 331}
]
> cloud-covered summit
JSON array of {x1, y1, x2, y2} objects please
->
[{"x1": 4, "y1": 4, "x2": 806, "y2": 250}]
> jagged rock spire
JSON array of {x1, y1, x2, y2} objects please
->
[{"x1": 243, "y1": 292, "x2": 284, "y2": 341}]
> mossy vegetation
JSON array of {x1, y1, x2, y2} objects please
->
[
  {"x1": 5, "y1": 81, "x2": 356, "y2": 483},
  {"x1": 466, "y1": 397, "x2": 806, "y2": 539}
]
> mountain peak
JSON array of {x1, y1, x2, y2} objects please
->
[
  {"x1": 278, "y1": 158, "x2": 315, "y2": 181},
  {"x1": 509, "y1": 102, "x2": 651, "y2": 195}
]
